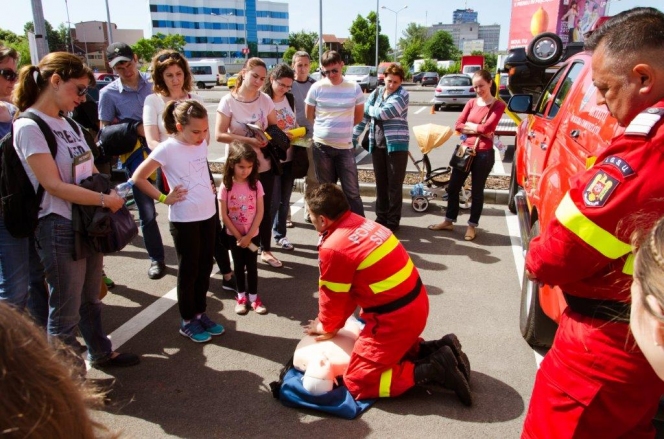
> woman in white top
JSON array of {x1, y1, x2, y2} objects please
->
[
  {"x1": 215, "y1": 57, "x2": 283, "y2": 268},
  {"x1": 13, "y1": 52, "x2": 138, "y2": 369},
  {"x1": 144, "y1": 50, "x2": 237, "y2": 291}
]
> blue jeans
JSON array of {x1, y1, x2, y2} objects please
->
[
  {"x1": 272, "y1": 161, "x2": 295, "y2": 241},
  {"x1": 445, "y1": 149, "x2": 495, "y2": 226},
  {"x1": 35, "y1": 214, "x2": 112, "y2": 362},
  {"x1": 126, "y1": 161, "x2": 165, "y2": 264},
  {"x1": 0, "y1": 215, "x2": 48, "y2": 326},
  {"x1": 313, "y1": 143, "x2": 365, "y2": 216}
]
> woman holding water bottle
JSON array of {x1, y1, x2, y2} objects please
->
[{"x1": 13, "y1": 52, "x2": 140, "y2": 369}]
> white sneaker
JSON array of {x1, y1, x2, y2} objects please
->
[{"x1": 277, "y1": 237, "x2": 294, "y2": 251}]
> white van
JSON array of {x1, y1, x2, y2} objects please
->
[
  {"x1": 188, "y1": 59, "x2": 227, "y2": 89},
  {"x1": 344, "y1": 65, "x2": 377, "y2": 92}
]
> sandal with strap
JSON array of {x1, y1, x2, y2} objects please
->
[{"x1": 261, "y1": 252, "x2": 283, "y2": 268}]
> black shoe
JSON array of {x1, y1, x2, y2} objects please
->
[
  {"x1": 222, "y1": 274, "x2": 238, "y2": 292},
  {"x1": 92, "y1": 352, "x2": 140, "y2": 369},
  {"x1": 419, "y1": 333, "x2": 471, "y2": 382},
  {"x1": 148, "y1": 261, "x2": 166, "y2": 280},
  {"x1": 415, "y1": 346, "x2": 472, "y2": 406},
  {"x1": 304, "y1": 214, "x2": 312, "y2": 224}
]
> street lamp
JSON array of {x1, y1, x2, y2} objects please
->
[
  {"x1": 381, "y1": 5, "x2": 407, "y2": 62},
  {"x1": 211, "y1": 12, "x2": 232, "y2": 64}
]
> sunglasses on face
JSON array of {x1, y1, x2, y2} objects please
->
[
  {"x1": 157, "y1": 52, "x2": 182, "y2": 63},
  {"x1": 321, "y1": 68, "x2": 340, "y2": 76},
  {"x1": 74, "y1": 84, "x2": 89, "y2": 96},
  {"x1": 0, "y1": 69, "x2": 18, "y2": 82}
]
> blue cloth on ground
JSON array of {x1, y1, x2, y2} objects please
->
[{"x1": 278, "y1": 367, "x2": 376, "y2": 419}]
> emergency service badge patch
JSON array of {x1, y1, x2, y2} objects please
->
[{"x1": 583, "y1": 171, "x2": 619, "y2": 207}]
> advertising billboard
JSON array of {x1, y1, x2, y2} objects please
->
[{"x1": 508, "y1": 0, "x2": 608, "y2": 49}]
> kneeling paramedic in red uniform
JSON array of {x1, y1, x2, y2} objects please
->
[
  {"x1": 303, "y1": 183, "x2": 472, "y2": 407},
  {"x1": 522, "y1": 8, "x2": 664, "y2": 438}
]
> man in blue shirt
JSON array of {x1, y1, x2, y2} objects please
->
[{"x1": 99, "y1": 42, "x2": 166, "y2": 279}]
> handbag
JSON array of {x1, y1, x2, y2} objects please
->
[
  {"x1": 449, "y1": 100, "x2": 495, "y2": 173},
  {"x1": 98, "y1": 205, "x2": 138, "y2": 254}
]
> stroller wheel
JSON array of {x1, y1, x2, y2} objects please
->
[{"x1": 412, "y1": 196, "x2": 429, "y2": 212}]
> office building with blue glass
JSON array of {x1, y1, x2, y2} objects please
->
[{"x1": 149, "y1": 0, "x2": 289, "y2": 65}]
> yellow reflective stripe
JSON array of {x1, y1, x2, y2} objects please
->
[
  {"x1": 555, "y1": 193, "x2": 631, "y2": 259},
  {"x1": 318, "y1": 280, "x2": 351, "y2": 293},
  {"x1": 623, "y1": 253, "x2": 634, "y2": 275},
  {"x1": 379, "y1": 368, "x2": 393, "y2": 397},
  {"x1": 369, "y1": 259, "x2": 415, "y2": 294},
  {"x1": 358, "y1": 235, "x2": 400, "y2": 270}
]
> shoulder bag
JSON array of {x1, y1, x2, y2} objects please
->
[{"x1": 449, "y1": 101, "x2": 494, "y2": 173}]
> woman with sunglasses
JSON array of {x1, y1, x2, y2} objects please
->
[
  {"x1": 12, "y1": 52, "x2": 139, "y2": 370},
  {"x1": 0, "y1": 45, "x2": 50, "y2": 325},
  {"x1": 215, "y1": 57, "x2": 283, "y2": 268}
]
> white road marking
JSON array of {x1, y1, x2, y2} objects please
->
[
  {"x1": 414, "y1": 106, "x2": 428, "y2": 115},
  {"x1": 492, "y1": 148, "x2": 505, "y2": 174}
]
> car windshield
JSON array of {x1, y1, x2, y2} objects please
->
[
  {"x1": 424, "y1": 73, "x2": 437, "y2": 77},
  {"x1": 441, "y1": 76, "x2": 471, "y2": 86},
  {"x1": 346, "y1": 66, "x2": 370, "y2": 75}
]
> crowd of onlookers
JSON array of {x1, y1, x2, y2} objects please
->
[{"x1": 4, "y1": 7, "x2": 664, "y2": 435}]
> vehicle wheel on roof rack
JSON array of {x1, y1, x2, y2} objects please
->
[
  {"x1": 526, "y1": 32, "x2": 563, "y2": 67},
  {"x1": 412, "y1": 196, "x2": 429, "y2": 212}
]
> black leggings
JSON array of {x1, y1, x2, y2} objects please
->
[
  {"x1": 169, "y1": 214, "x2": 216, "y2": 320},
  {"x1": 229, "y1": 236, "x2": 260, "y2": 295}
]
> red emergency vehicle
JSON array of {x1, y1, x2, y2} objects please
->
[{"x1": 505, "y1": 31, "x2": 623, "y2": 347}]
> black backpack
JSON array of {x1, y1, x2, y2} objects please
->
[{"x1": 0, "y1": 112, "x2": 79, "y2": 238}]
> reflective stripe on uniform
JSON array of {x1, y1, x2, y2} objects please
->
[
  {"x1": 555, "y1": 193, "x2": 631, "y2": 259},
  {"x1": 369, "y1": 259, "x2": 415, "y2": 294},
  {"x1": 379, "y1": 368, "x2": 393, "y2": 397},
  {"x1": 319, "y1": 279, "x2": 351, "y2": 293},
  {"x1": 358, "y1": 235, "x2": 400, "y2": 270},
  {"x1": 623, "y1": 253, "x2": 634, "y2": 275}
]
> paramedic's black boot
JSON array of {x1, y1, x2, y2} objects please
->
[
  {"x1": 414, "y1": 346, "x2": 472, "y2": 406},
  {"x1": 419, "y1": 333, "x2": 471, "y2": 382}
]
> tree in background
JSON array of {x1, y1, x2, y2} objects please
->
[
  {"x1": 0, "y1": 28, "x2": 29, "y2": 69},
  {"x1": 288, "y1": 30, "x2": 318, "y2": 56},
  {"x1": 474, "y1": 50, "x2": 497, "y2": 72},
  {"x1": 398, "y1": 23, "x2": 428, "y2": 72},
  {"x1": 132, "y1": 33, "x2": 186, "y2": 64},
  {"x1": 348, "y1": 11, "x2": 389, "y2": 65},
  {"x1": 24, "y1": 21, "x2": 68, "y2": 52},
  {"x1": 423, "y1": 31, "x2": 460, "y2": 62}
]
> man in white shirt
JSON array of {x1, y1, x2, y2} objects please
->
[{"x1": 305, "y1": 51, "x2": 365, "y2": 216}]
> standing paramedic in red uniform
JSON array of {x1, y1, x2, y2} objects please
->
[
  {"x1": 303, "y1": 184, "x2": 472, "y2": 406},
  {"x1": 522, "y1": 8, "x2": 664, "y2": 438}
]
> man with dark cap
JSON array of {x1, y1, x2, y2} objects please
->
[{"x1": 98, "y1": 42, "x2": 166, "y2": 279}]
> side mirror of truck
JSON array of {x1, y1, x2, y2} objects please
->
[{"x1": 508, "y1": 95, "x2": 535, "y2": 114}]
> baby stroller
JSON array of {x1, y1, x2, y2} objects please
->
[{"x1": 409, "y1": 124, "x2": 471, "y2": 213}]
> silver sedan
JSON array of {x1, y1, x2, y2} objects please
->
[{"x1": 433, "y1": 74, "x2": 476, "y2": 110}]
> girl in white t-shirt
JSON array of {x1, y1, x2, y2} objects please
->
[
  {"x1": 143, "y1": 49, "x2": 237, "y2": 295},
  {"x1": 133, "y1": 100, "x2": 224, "y2": 343},
  {"x1": 219, "y1": 142, "x2": 267, "y2": 315}
]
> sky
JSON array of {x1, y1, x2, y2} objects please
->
[{"x1": 0, "y1": 0, "x2": 661, "y2": 50}]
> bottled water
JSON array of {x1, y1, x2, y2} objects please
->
[
  {"x1": 460, "y1": 134, "x2": 468, "y2": 142},
  {"x1": 115, "y1": 179, "x2": 134, "y2": 198}
]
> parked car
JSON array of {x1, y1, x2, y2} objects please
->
[
  {"x1": 412, "y1": 71, "x2": 425, "y2": 83},
  {"x1": 432, "y1": 74, "x2": 476, "y2": 111},
  {"x1": 506, "y1": 32, "x2": 622, "y2": 347},
  {"x1": 94, "y1": 73, "x2": 117, "y2": 83},
  {"x1": 310, "y1": 71, "x2": 322, "y2": 81},
  {"x1": 344, "y1": 65, "x2": 378, "y2": 92},
  {"x1": 421, "y1": 72, "x2": 440, "y2": 87},
  {"x1": 227, "y1": 73, "x2": 238, "y2": 89}
]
